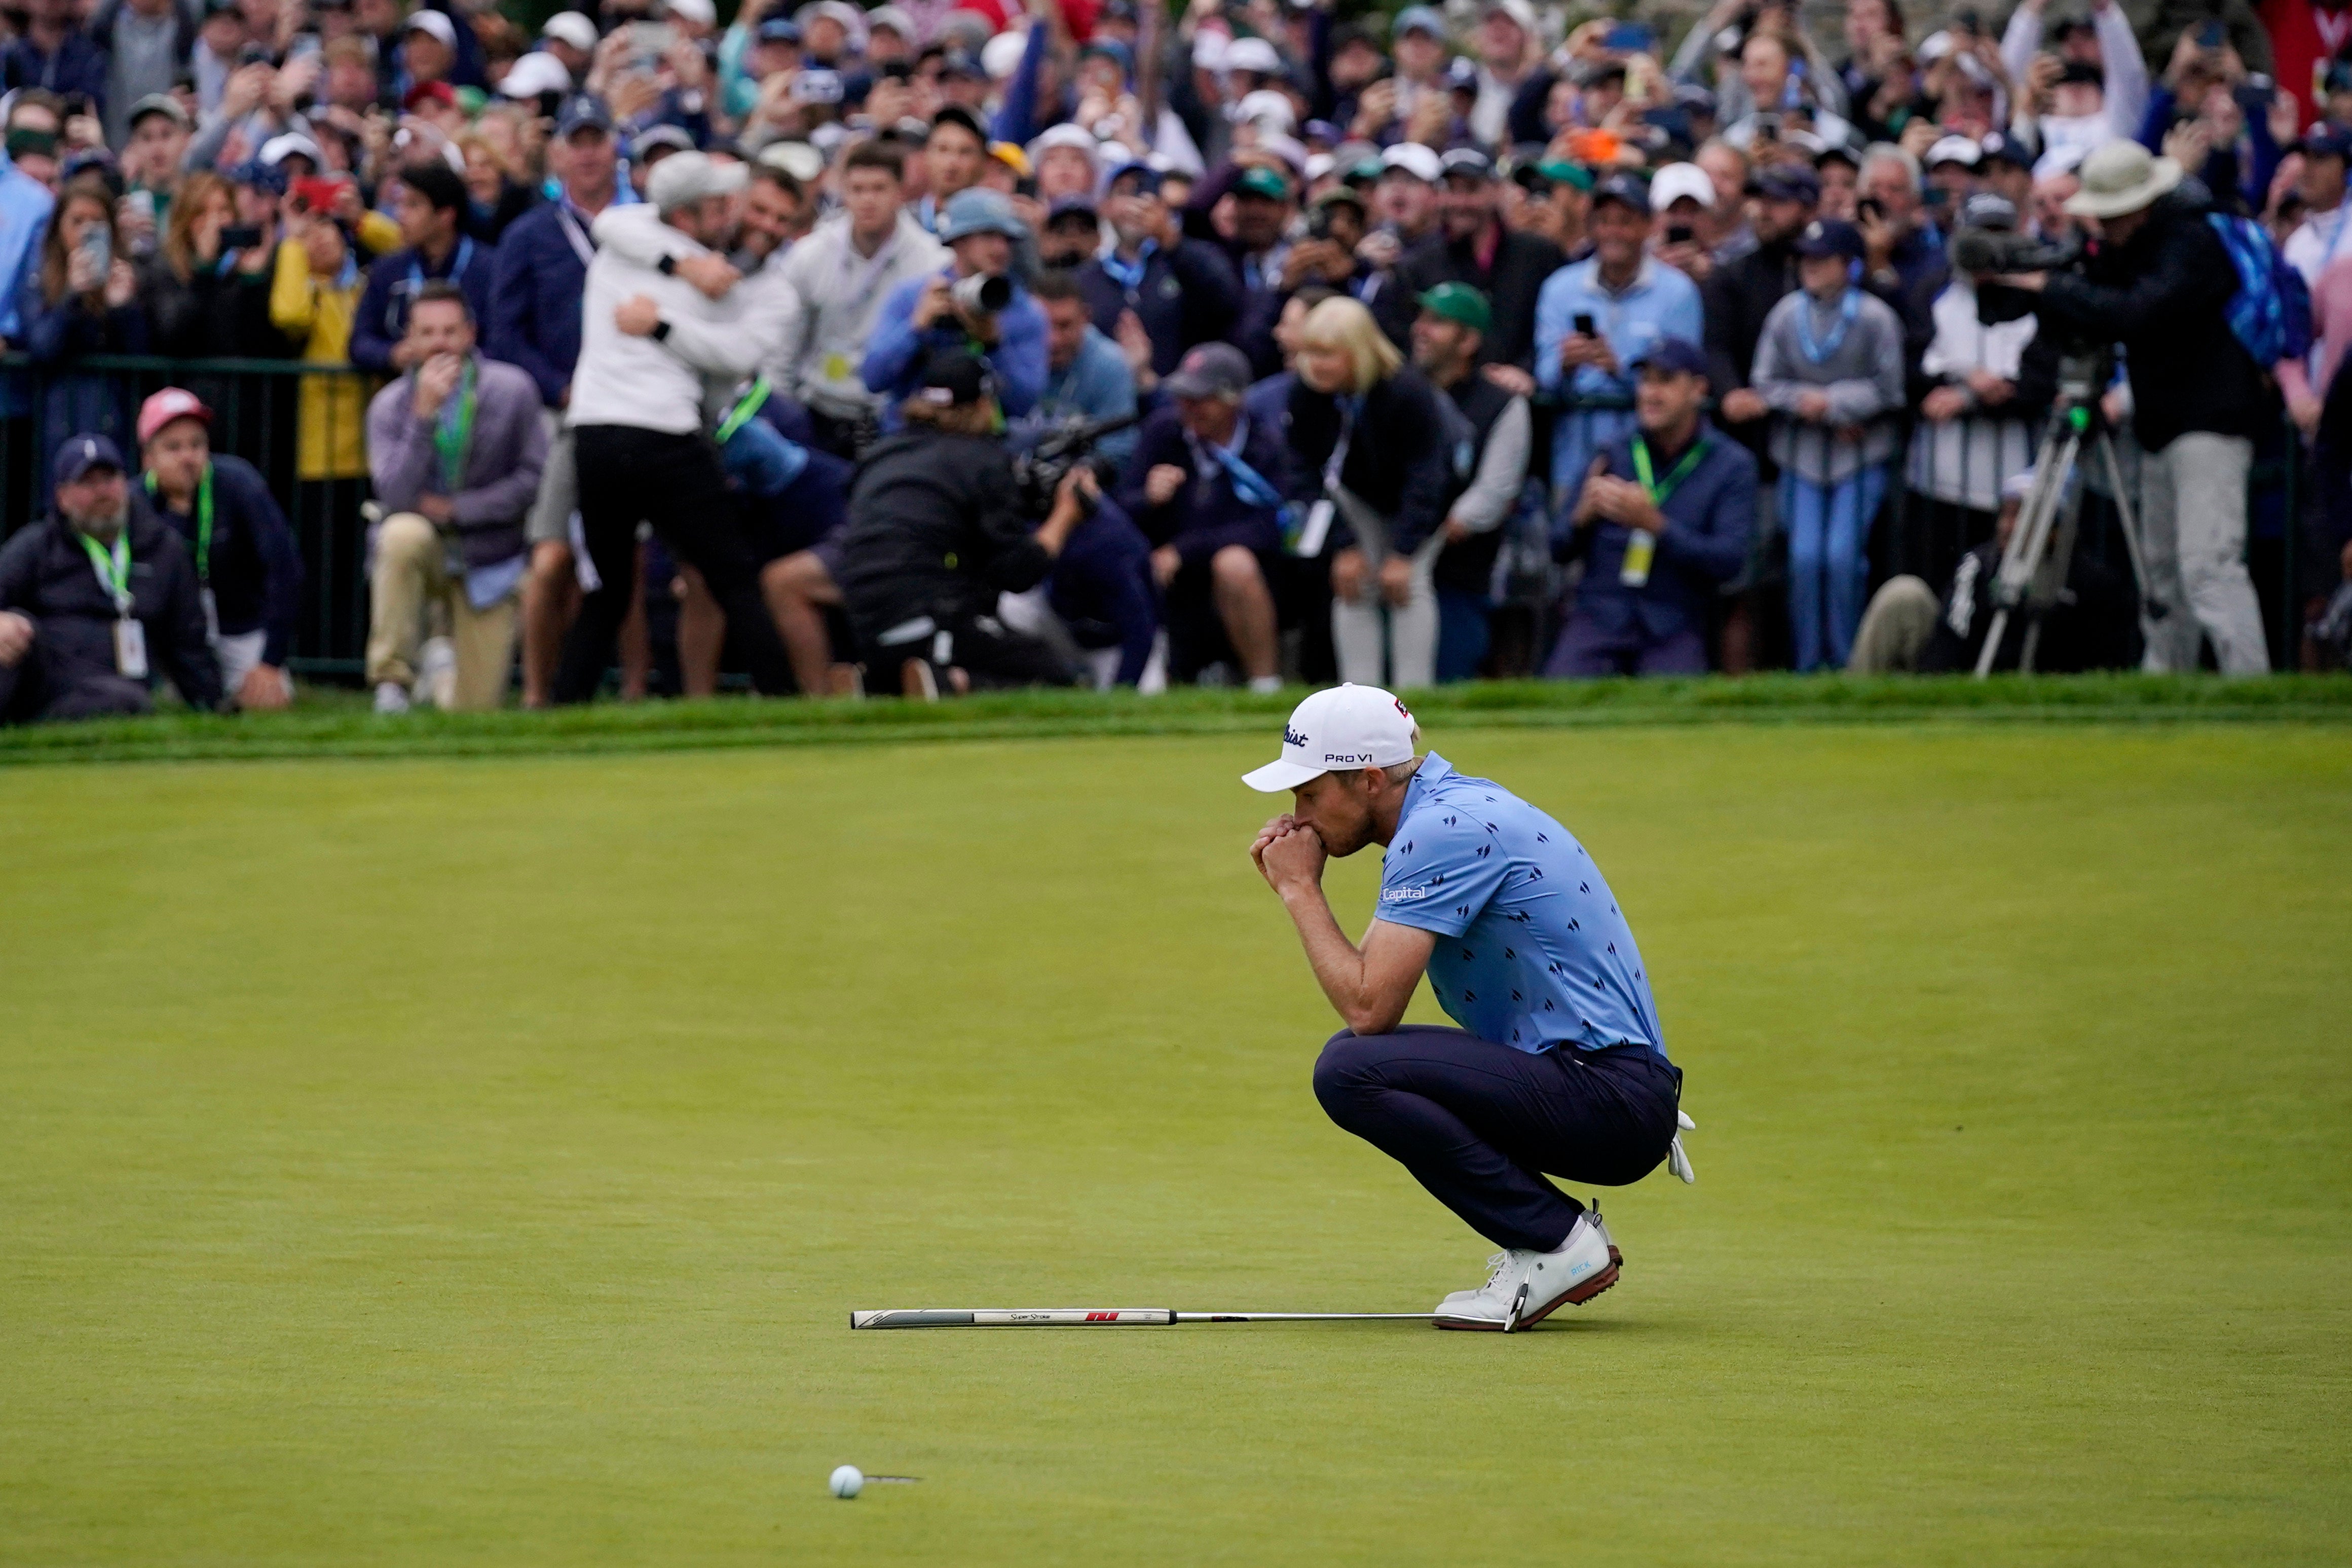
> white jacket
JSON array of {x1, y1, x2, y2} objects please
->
[
  {"x1": 773, "y1": 210, "x2": 945, "y2": 419},
  {"x1": 567, "y1": 206, "x2": 798, "y2": 433}
]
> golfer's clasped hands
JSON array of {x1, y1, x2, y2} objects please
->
[{"x1": 1252, "y1": 814, "x2": 1327, "y2": 893}]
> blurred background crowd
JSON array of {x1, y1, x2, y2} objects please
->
[{"x1": 3, "y1": 0, "x2": 2350, "y2": 721}]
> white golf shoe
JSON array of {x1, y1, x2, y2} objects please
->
[{"x1": 1434, "y1": 1210, "x2": 1620, "y2": 1332}]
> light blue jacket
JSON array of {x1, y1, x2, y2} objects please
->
[
  {"x1": 1534, "y1": 255, "x2": 1703, "y2": 514},
  {"x1": 0, "y1": 158, "x2": 55, "y2": 419},
  {"x1": 1012, "y1": 325, "x2": 1138, "y2": 470},
  {"x1": 862, "y1": 265, "x2": 1049, "y2": 425}
]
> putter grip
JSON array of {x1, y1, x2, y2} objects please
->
[{"x1": 850, "y1": 1309, "x2": 1177, "y2": 1328}]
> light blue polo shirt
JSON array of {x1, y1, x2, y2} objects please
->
[{"x1": 1375, "y1": 754, "x2": 1665, "y2": 1058}]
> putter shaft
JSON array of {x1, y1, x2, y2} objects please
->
[{"x1": 849, "y1": 1309, "x2": 1435, "y2": 1329}]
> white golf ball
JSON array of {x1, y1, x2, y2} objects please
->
[{"x1": 829, "y1": 1465, "x2": 864, "y2": 1499}]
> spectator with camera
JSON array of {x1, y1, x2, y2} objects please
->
[
  {"x1": 1535, "y1": 174, "x2": 1705, "y2": 519},
  {"x1": 1991, "y1": 137, "x2": 2273, "y2": 673},
  {"x1": 1117, "y1": 341, "x2": 1288, "y2": 692},
  {"x1": 363, "y1": 283, "x2": 546, "y2": 713},
  {"x1": 351, "y1": 160, "x2": 497, "y2": 375},
  {"x1": 863, "y1": 186, "x2": 1047, "y2": 423},
  {"x1": 0, "y1": 434, "x2": 219, "y2": 723},
  {"x1": 21, "y1": 170, "x2": 150, "y2": 487},
  {"x1": 834, "y1": 348, "x2": 1095, "y2": 697},
  {"x1": 1382, "y1": 148, "x2": 1561, "y2": 384},
  {"x1": 1077, "y1": 158, "x2": 1242, "y2": 383},
  {"x1": 136, "y1": 387, "x2": 301, "y2": 711},
  {"x1": 1547, "y1": 338, "x2": 1757, "y2": 677}
]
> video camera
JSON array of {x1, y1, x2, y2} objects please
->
[
  {"x1": 1013, "y1": 411, "x2": 1138, "y2": 517},
  {"x1": 1950, "y1": 225, "x2": 2086, "y2": 326}
]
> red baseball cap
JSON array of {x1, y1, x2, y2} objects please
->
[{"x1": 137, "y1": 386, "x2": 212, "y2": 446}]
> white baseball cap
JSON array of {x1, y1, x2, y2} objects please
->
[
  {"x1": 1379, "y1": 142, "x2": 1443, "y2": 183},
  {"x1": 540, "y1": 10, "x2": 599, "y2": 52},
  {"x1": 1650, "y1": 160, "x2": 1715, "y2": 211},
  {"x1": 1242, "y1": 684, "x2": 1420, "y2": 792}
]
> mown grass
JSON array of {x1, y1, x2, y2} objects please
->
[
  {"x1": 2, "y1": 671, "x2": 2348, "y2": 766},
  {"x1": 1, "y1": 722, "x2": 2345, "y2": 1564}
]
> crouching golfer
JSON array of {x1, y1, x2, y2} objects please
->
[{"x1": 1245, "y1": 684, "x2": 1689, "y2": 1330}]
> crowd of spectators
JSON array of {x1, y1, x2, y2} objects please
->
[{"x1": 5, "y1": 0, "x2": 2352, "y2": 720}]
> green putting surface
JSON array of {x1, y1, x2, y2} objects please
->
[{"x1": 2, "y1": 724, "x2": 2344, "y2": 1564}]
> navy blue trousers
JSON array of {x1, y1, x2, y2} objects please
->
[{"x1": 1313, "y1": 1028, "x2": 1682, "y2": 1252}]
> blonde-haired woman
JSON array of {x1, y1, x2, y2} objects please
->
[{"x1": 1287, "y1": 295, "x2": 1459, "y2": 688}]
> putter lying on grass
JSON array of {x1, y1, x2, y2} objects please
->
[{"x1": 850, "y1": 1309, "x2": 1440, "y2": 1328}]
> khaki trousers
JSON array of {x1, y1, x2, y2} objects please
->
[{"x1": 365, "y1": 512, "x2": 517, "y2": 711}]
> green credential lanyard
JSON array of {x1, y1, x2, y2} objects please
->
[
  {"x1": 714, "y1": 375, "x2": 772, "y2": 443},
  {"x1": 432, "y1": 359, "x2": 479, "y2": 495},
  {"x1": 77, "y1": 526, "x2": 132, "y2": 615},
  {"x1": 144, "y1": 464, "x2": 213, "y2": 583},
  {"x1": 1630, "y1": 434, "x2": 1710, "y2": 509}
]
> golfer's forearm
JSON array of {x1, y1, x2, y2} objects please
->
[{"x1": 1280, "y1": 885, "x2": 1394, "y2": 1034}]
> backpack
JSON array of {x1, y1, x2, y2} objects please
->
[{"x1": 2206, "y1": 212, "x2": 2313, "y2": 367}]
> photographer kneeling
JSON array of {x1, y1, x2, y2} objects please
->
[
  {"x1": 1988, "y1": 140, "x2": 2272, "y2": 674},
  {"x1": 834, "y1": 350, "x2": 1094, "y2": 697}
]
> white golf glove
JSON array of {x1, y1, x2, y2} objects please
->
[{"x1": 1667, "y1": 1110, "x2": 1697, "y2": 1184}]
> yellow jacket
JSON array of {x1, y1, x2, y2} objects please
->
[{"x1": 269, "y1": 238, "x2": 374, "y2": 481}]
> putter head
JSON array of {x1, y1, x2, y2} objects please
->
[{"x1": 1504, "y1": 1282, "x2": 1528, "y2": 1333}]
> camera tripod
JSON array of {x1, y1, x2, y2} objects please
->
[{"x1": 1973, "y1": 346, "x2": 2159, "y2": 677}]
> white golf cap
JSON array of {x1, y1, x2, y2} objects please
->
[
  {"x1": 500, "y1": 50, "x2": 573, "y2": 98},
  {"x1": 1225, "y1": 36, "x2": 1282, "y2": 76},
  {"x1": 1242, "y1": 684, "x2": 1420, "y2": 793},
  {"x1": 664, "y1": 0, "x2": 717, "y2": 26},
  {"x1": 647, "y1": 149, "x2": 749, "y2": 212},
  {"x1": 1926, "y1": 133, "x2": 1983, "y2": 169},
  {"x1": 1380, "y1": 141, "x2": 1443, "y2": 183},
  {"x1": 540, "y1": 10, "x2": 598, "y2": 52},
  {"x1": 1650, "y1": 160, "x2": 1715, "y2": 210},
  {"x1": 402, "y1": 10, "x2": 456, "y2": 46}
]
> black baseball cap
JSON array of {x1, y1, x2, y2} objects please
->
[
  {"x1": 916, "y1": 348, "x2": 995, "y2": 406},
  {"x1": 53, "y1": 433, "x2": 126, "y2": 484},
  {"x1": 928, "y1": 104, "x2": 986, "y2": 143},
  {"x1": 1162, "y1": 342, "x2": 1252, "y2": 400},
  {"x1": 1589, "y1": 172, "x2": 1651, "y2": 217},
  {"x1": 1753, "y1": 163, "x2": 1821, "y2": 203},
  {"x1": 1631, "y1": 337, "x2": 1708, "y2": 378},
  {"x1": 1794, "y1": 217, "x2": 1865, "y2": 260}
]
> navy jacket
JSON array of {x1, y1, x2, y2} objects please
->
[
  {"x1": 1115, "y1": 404, "x2": 1292, "y2": 565},
  {"x1": 1, "y1": 29, "x2": 110, "y2": 116},
  {"x1": 485, "y1": 199, "x2": 592, "y2": 407},
  {"x1": 1561, "y1": 420, "x2": 1756, "y2": 646},
  {"x1": 1076, "y1": 239, "x2": 1243, "y2": 376},
  {"x1": 1283, "y1": 366, "x2": 1457, "y2": 556},
  {"x1": 144, "y1": 454, "x2": 303, "y2": 666},
  {"x1": 1047, "y1": 494, "x2": 1159, "y2": 687},
  {"x1": 349, "y1": 236, "x2": 498, "y2": 375},
  {"x1": 0, "y1": 500, "x2": 221, "y2": 719}
]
